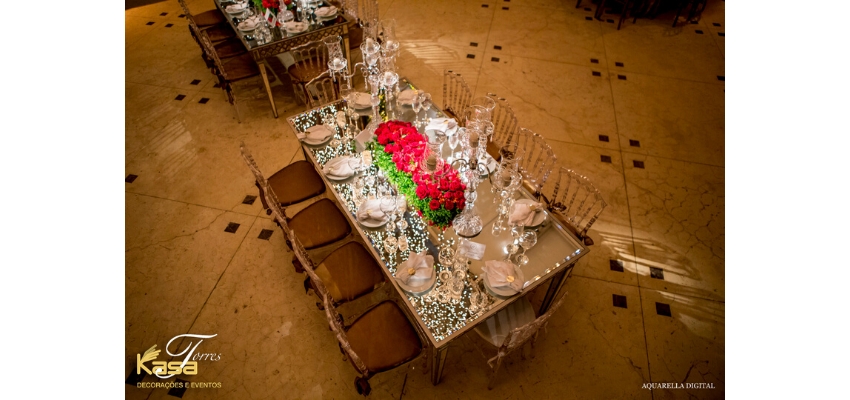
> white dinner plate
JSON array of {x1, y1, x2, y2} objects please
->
[
  {"x1": 357, "y1": 200, "x2": 389, "y2": 228},
  {"x1": 350, "y1": 92, "x2": 372, "y2": 109},
  {"x1": 323, "y1": 156, "x2": 357, "y2": 181},
  {"x1": 480, "y1": 272, "x2": 519, "y2": 297},
  {"x1": 396, "y1": 267, "x2": 436, "y2": 296},
  {"x1": 514, "y1": 199, "x2": 547, "y2": 228}
]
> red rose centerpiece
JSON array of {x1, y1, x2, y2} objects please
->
[{"x1": 372, "y1": 121, "x2": 466, "y2": 229}]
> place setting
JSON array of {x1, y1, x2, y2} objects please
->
[
  {"x1": 394, "y1": 250, "x2": 437, "y2": 296},
  {"x1": 480, "y1": 259, "x2": 525, "y2": 298},
  {"x1": 321, "y1": 154, "x2": 363, "y2": 182},
  {"x1": 314, "y1": 5, "x2": 338, "y2": 20},
  {"x1": 509, "y1": 199, "x2": 547, "y2": 229},
  {"x1": 356, "y1": 197, "x2": 390, "y2": 229}
]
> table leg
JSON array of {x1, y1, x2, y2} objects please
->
[
  {"x1": 429, "y1": 345, "x2": 449, "y2": 385},
  {"x1": 258, "y1": 61, "x2": 279, "y2": 118},
  {"x1": 538, "y1": 263, "x2": 574, "y2": 315}
]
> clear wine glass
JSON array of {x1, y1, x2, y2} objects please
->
[
  {"x1": 447, "y1": 130, "x2": 460, "y2": 162},
  {"x1": 380, "y1": 196, "x2": 397, "y2": 231},
  {"x1": 439, "y1": 246, "x2": 455, "y2": 267},
  {"x1": 516, "y1": 230, "x2": 537, "y2": 267},
  {"x1": 409, "y1": 89, "x2": 421, "y2": 125}
]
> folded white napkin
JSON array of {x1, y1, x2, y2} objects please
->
[
  {"x1": 315, "y1": 6, "x2": 337, "y2": 17},
  {"x1": 322, "y1": 156, "x2": 357, "y2": 178},
  {"x1": 395, "y1": 251, "x2": 434, "y2": 285},
  {"x1": 425, "y1": 118, "x2": 458, "y2": 133},
  {"x1": 357, "y1": 199, "x2": 386, "y2": 223},
  {"x1": 351, "y1": 92, "x2": 372, "y2": 109},
  {"x1": 482, "y1": 260, "x2": 524, "y2": 293},
  {"x1": 509, "y1": 201, "x2": 542, "y2": 226},
  {"x1": 284, "y1": 21, "x2": 308, "y2": 32},
  {"x1": 225, "y1": 3, "x2": 246, "y2": 13},
  {"x1": 397, "y1": 90, "x2": 418, "y2": 105},
  {"x1": 296, "y1": 125, "x2": 333, "y2": 142},
  {"x1": 238, "y1": 18, "x2": 258, "y2": 30}
]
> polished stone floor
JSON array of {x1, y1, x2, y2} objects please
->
[{"x1": 125, "y1": 0, "x2": 725, "y2": 398}]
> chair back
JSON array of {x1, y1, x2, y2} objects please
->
[
  {"x1": 304, "y1": 71, "x2": 340, "y2": 108},
  {"x1": 290, "y1": 40, "x2": 329, "y2": 80},
  {"x1": 198, "y1": 31, "x2": 229, "y2": 79},
  {"x1": 360, "y1": 0, "x2": 379, "y2": 27},
  {"x1": 544, "y1": 166, "x2": 607, "y2": 239},
  {"x1": 176, "y1": 0, "x2": 193, "y2": 21},
  {"x1": 488, "y1": 95, "x2": 519, "y2": 150},
  {"x1": 241, "y1": 142, "x2": 289, "y2": 225},
  {"x1": 442, "y1": 70, "x2": 472, "y2": 119},
  {"x1": 289, "y1": 235, "x2": 371, "y2": 378},
  {"x1": 239, "y1": 142, "x2": 267, "y2": 187},
  {"x1": 505, "y1": 128, "x2": 556, "y2": 196},
  {"x1": 493, "y1": 291, "x2": 569, "y2": 365}
]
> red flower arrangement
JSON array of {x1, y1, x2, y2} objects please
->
[{"x1": 372, "y1": 121, "x2": 466, "y2": 229}]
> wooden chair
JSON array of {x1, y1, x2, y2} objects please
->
[
  {"x1": 178, "y1": 0, "x2": 234, "y2": 48},
  {"x1": 304, "y1": 71, "x2": 340, "y2": 108},
  {"x1": 198, "y1": 32, "x2": 260, "y2": 122},
  {"x1": 442, "y1": 70, "x2": 472, "y2": 120},
  {"x1": 241, "y1": 142, "x2": 353, "y2": 273},
  {"x1": 541, "y1": 166, "x2": 607, "y2": 246},
  {"x1": 672, "y1": 0, "x2": 708, "y2": 27},
  {"x1": 473, "y1": 290, "x2": 570, "y2": 390},
  {"x1": 288, "y1": 40, "x2": 330, "y2": 106},
  {"x1": 291, "y1": 234, "x2": 424, "y2": 396},
  {"x1": 188, "y1": 18, "x2": 246, "y2": 70}
]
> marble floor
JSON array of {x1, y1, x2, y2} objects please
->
[{"x1": 125, "y1": 0, "x2": 725, "y2": 398}]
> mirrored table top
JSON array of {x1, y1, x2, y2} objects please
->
[{"x1": 287, "y1": 84, "x2": 586, "y2": 347}]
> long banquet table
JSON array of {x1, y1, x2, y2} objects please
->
[
  {"x1": 286, "y1": 79, "x2": 588, "y2": 384},
  {"x1": 214, "y1": 0, "x2": 353, "y2": 118}
]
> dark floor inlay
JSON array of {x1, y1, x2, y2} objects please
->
[
  {"x1": 199, "y1": 98, "x2": 210, "y2": 104},
  {"x1": 467, "y1": 54, "x2": 475, "y2": 59},
  {"x1": 650, "y1": 267, "x2": 665, "y2": 280},
  {"x1": 656, "y1": 302, "x2": 672, "y2": 317},
  {"x1": 178, "y1": 13, "x2": 185, "y2": 17},
  {"x1": 695, "y1": 29, "x2": 703, "y2": 34},
  {"x1": 502, "y1": 6, "x2": 509, "y2": 10},
  {"x1": 615, "y1": 62, "x2": 624, "y2": 67},
  {"x1": 633, "y1": 160, "x2": 644, "y2": 168},
  {"x1": 629, "y1": 139, "x2": 640, "y2": 147},
  {"x1": 617, "y1": 74, "x2": 626, "y2": 80},
  {"x1": 167, "y1": 379, "x2": 188, "y2": 398},
  {"x1": 258, "y1": 229, "x2": 274, "y2": 240},
  {"x1": 242, "y1": 195, "x2": 257, "y2": 205},
  {"x1": 224, "y1": 223, "x2": 240, "y2": 233},
  {"x1": 613, "y1": 294, "x2": 628, "y2": 308},
  {"x1": 125, "y1": 174, "x2": 138, "y2": 183},
  {"x1": 482, "y1": 4, "x2": 489, "y2": 7},
  {"x1": 601, "y1": 155, "x2": 612, "y2": 163},
  {"x1": 470, "y1": 42, "x2": 478, "y2": 47},
  {"x1": 609, "y1": 259, "x2": 624, "y2": 272},
  {"x1": 606, "y1": 19, "x2": 614, "y2": 23},
  {"x1": 590, "y1": 58, "x2": 599, "y2": 63},
  {"x1": 213, "y1": 83, "x2": 222, "y2": 88},
  {"x1": 491, "y1": 57, "x2": 500, "y2": 62},
  {"x1": 717, "y1": 75, "x2": 725, "y2": 81},
  {"x1": 494, "y1": 45, "x2": 502, "y2": 50},
  {"x1": 190, "y1": 79, "x2": 201, "y2": 85},
  {"x1": 146, "y1": 21, "x2": 155, "y2": 25},
  {"x1": 165, "y1": 23, "x2": 174, "y2": 27},
  {"x1": 599, "y1": 135, "x2": 609, "y2": 142},
  {"x1": 125, "y1": 369, "x2": 148, "y2": 385},
  {"x1": 592, "y1": 71, "x2": 601, "y2": 77},
  {"x1": 160, "y1": 12, "x2": 168, "y2": 16},
  {"x1": 712, "y1": 22, "x2": 721, "y2": 27},
  {"x1": 585, "y1": 16, "x2": 593, "y2": 21},
  {"x1": 175, "y1": 94, "x2": 186, "y2": 101},
  {"x1": 718, "y1": 32, "x2": 725, "y2": 37}
]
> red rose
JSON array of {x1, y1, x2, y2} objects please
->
[
  {"x1": 416, "y1": 186, "x2": 428, "y2": 199},
  {"x1": 445, "y1": 200, "x2": 455, "y2": 210},
  {"x1": 429, "y1": 199, "x2": 440, "y2": 210},
  {"x1": 429, "y1": 187, "x2": 440, "y2": 199},
  {"x1": 450, "y1": 181, "x2": 462, "y2": 191}
]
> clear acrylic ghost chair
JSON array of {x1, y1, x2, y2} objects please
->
[
  {"x1": 503, "y1": 128, "x2": 557, "y2": 198},
  {"x1": 474, "y1": 289, "x2": 570, "y2": 390},
  {"x1": 542, "y1": 166, "x2": 607, "y2": 246},
  {"x1": 291, "y1": 234, "x2": 424, "y2": 397},
  {"x1": 304, "y1": 70, "x2": 340, "y2": 108},
  {"x1": 288, "y1": 40, "x2": 330, "y2": 105},
  {"x1": 486, "y1": 94, "x2": 519, "y2": 160},
  {"x1": 442, "y1": 69, "x2": 472, "y2": 120}
]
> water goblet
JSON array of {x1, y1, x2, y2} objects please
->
[
  {"x1": 515, "y1": 230, "x2": 537, "y2": 267},
  {"x1": 439, "y1": 246, "x2": 455, "y2": 267}
]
